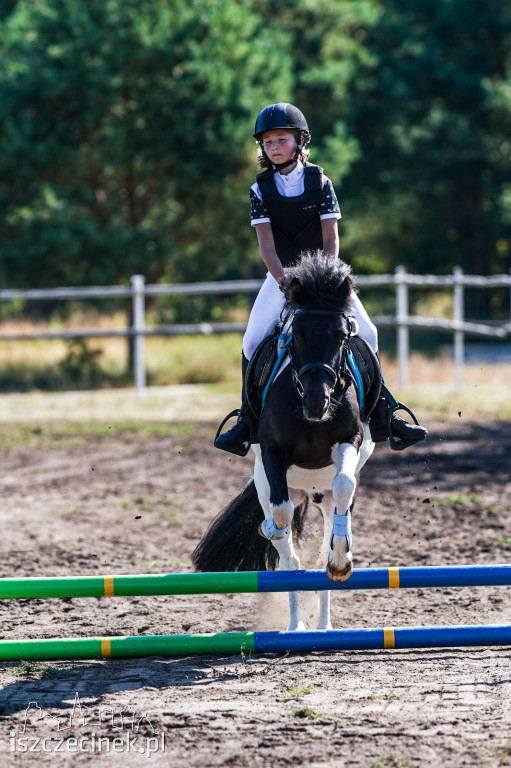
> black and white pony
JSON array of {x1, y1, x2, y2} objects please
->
[{"x1": 193, "y1": 252, "x2": 375, "y2": 631}]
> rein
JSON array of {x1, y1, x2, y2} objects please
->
[{"x1": 289, "y1": 308, "x2": 357, "y2": 402}]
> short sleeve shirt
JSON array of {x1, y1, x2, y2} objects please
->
[{"x1": 250, "y1": 161, "x2": 341, "y2": 226}]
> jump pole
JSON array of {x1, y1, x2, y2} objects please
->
[
  {"x1": 2, "y1": 625, "x2": 511, "y2": 660},
  {"x1": 1, "y1": 564, "x2": 511, "y2": 599}
]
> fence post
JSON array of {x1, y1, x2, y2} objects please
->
[
  {"x1": 453, "y1": 266, "x2": 464, "y2": 393},
  {"x1": 131, "y1": 275, "x2": 146, "y2": 401},
  {"x1": 395, "y1": 265, "x2": 409, "y2": 388}
]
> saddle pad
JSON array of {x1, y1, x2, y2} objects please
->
[
  {"x1": 346, "y1": 336, "x2": 382, "y2": 420},
  {"x1": 246, "y1": 314, "x2": 293, "y2": 412}
]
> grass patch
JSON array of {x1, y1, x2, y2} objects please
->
[
  {"x1": 434, "y1": 491, "x2": 481, "y2": 505},
  {"x1": 146, "y1": 334, "x2": 241, "y2": 385},
  {"x1": 291, "y1": 706, "x2": 324, "y2": 721},
  {"x1": 0, "y1": 332, "x2": 242, "y2": 392},
  {"x1": 59, "y1": 507, "x2": 84, "y2": 518},
  {"x1": 372, "y1": 756, "x2": 417, "y2": 768},
  {"x1": 12, "y1": 661, "x2": 54, "y2": 677},
  {"x1": 156, "y1": 512, "x2": 181, "y2": 525},
  {"x1": 0, "y1": 420, "x2": 204, "y2": 449},
  {"x1": 370, "y1": 691, "x2": 405, "y2": 701},
  {"x1": 285, "y1": 684, "x2": 322, "y2": 697}
]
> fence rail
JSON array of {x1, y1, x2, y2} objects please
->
[{"x1": 1, "y1": 268, "x2": 510, "y2": 400}]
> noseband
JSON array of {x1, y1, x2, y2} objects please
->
[{"x1": 290, "y1": 308, "x2": 358, "y2": 401}]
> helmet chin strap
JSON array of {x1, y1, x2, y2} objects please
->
[{"x1": 271, "y1": 157, "x2": 296, "y2": 172}]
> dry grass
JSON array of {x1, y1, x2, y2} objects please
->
[
  {"x1": 0, "y1": 353, "x2": 508, "y2": 425},
  {"x1": 0, "y1": 327, "x2": 242, "y2": 388},
  {"x1": 0, "y1": 316, "x2": 508, "y2": 422},
  {"x1": 378, "y1": 352, "x2": 510, "y2": 421}
]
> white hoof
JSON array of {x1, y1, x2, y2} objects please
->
[{"x1": 287, "y1": 620, "x2": 306, "y2": 632}]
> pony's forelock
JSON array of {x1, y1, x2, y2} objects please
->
[{"x1": 280, "y1": 251, "x2": 355, "y2": 311}]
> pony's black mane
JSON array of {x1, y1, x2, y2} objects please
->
[{"x1": 280, "y1": 251, "x2": 354, "y2": 312}]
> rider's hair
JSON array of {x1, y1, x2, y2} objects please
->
[{"x1": 256, "y1": 130, "x2": 310, "y2": 169}]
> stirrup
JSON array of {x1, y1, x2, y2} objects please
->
[
  {"x1": 387, "y1": 402, "x2": 424, "y2": 451},
  {"x1": 214, "y1": 409, "x2": 251, "y2": 457},
  {"x1": 380, "y1": 384, "x2": 426, "y2": 451}
]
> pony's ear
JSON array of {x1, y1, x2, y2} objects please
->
[{"x1": 283, "y1": 277, "x2": 308, "y2": 308}]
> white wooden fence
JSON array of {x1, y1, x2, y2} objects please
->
[{"x1": 0, "y1": 267, "x2": 509, "y2": 401}]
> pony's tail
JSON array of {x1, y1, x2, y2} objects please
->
[{"x1": 191, "y1": 479, "x2": 309, "y2": 573}]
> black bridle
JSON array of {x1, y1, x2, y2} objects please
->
[{"x1": 289, "y1": 308, "x2": 358, "y2": 401}]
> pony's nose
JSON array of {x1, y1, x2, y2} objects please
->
[{"x1": 303, "y1": 391, "x2": 330, "y2": 421}]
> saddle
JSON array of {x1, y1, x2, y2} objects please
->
[{"x1": 245, "y1": 322, "x2": 382, "y2": 423}]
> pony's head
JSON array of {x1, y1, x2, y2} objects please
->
[
  {"x1": 280, "y1": 252, "x2": 356, "y2": 422},
  {"x1": 280, "y1": 251, "x2": 354, "y2": 312}
]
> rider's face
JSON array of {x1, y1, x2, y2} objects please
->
[{"x1": 261, "y1": 129, "x2": 297, "y2": 165}]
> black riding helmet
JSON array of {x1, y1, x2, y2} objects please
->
[
  {"x1": 253, "y1": 102, "x2": 311, "y2": 144},
  {"x1": 254, "y1": 102, "x2": 311, "y2": 170}
]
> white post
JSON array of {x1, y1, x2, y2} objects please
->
[
  {"x1": 131, "y1": 274, "x2": 146, "y2": 401},
  {"x1": 453, "y1": 266, "x2": 464, "y2": 393},
  {"x1": 395, "y1": 265, "x2": 409, "y2": 388}
]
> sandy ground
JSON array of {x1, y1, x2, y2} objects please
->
[{"x1": 0, "y1": 410, "x2": 510, "y2": 767}]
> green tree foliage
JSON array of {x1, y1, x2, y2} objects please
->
[
  {"x1": 0, "y1": 0, "x2": 510, "y2": 297},
  {"x1": 341, "y1": 0, "x2": 511, "y2": 282},
  {"x1": 0, "y1": 0, "x2": 291, "y2": 287}
]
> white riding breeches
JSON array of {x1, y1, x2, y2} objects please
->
[{"x1": 242, "y1": 273, "x2": 379, "y2": 360}]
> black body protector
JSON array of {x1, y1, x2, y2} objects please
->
[{"x1": 256, "y1": 163, "x2": 324, "y2": 266}]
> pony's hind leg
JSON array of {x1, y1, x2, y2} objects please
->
[
  {"x1": 326, "y1": 442, "x2": 359, "y2": 583},
  {"x1": 315, "y1": 491, "x2": 334, "y2": 630},
  {"x1": 270, "y1": 532, "x2": 305, "y2": 632}
]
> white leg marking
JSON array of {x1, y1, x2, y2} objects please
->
[
  {"x1": 326, "y1": 442, "x2": 359, "y2": 583},
  {"x1": 356, "y1": 422, "x2": 375, "y2": 473},
  {"x1": 271, "y1": 499, "x2": 294, "y2": 530},
  {"x1": 316, "y1": 492, "x2": 334, "y2": 630},
  {"x1": 252, "y1": 448, "x2": 271, "y2": 519},
  {"x1": 271, "y1": 532, "x2": 304, "y2": 631}
]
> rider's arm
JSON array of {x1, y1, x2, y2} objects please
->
[
  {"x1": 321, "y1": 217, "x2": 339, "y2": 259},
  {"x1": 254, "y1": 223, "x2": 285, "y2": 283}
]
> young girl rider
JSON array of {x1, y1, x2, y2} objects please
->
[{"x1": 215, "y1": 102, "x2": 427, "y2": 456}]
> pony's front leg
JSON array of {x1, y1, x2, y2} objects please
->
[
  {"x1": 253, "y1": 446, "x2": 304, "y2": 631},
  {"x1": 258, "y1": 445, "x2": 295, "y2": 543},
  {"x1": 326, "y1": 442, "x2": 360, "y2": 583}
]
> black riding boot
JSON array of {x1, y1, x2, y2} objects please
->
[
  {"x1": 369, "y1": 384, "x2": 427, "y2": 451},
  {"x1": 214, "y1": 354, "x2": 252, "y2": 457}
]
